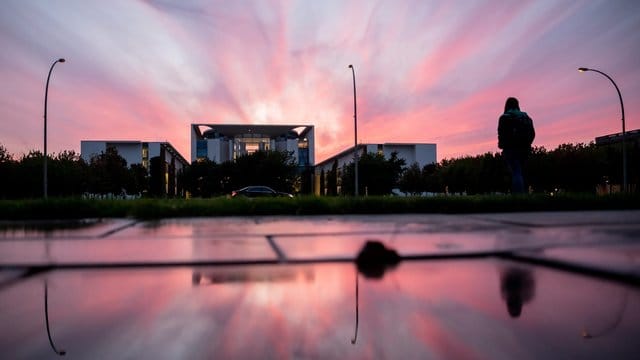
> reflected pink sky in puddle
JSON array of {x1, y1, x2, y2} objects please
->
[{"x1": 2, "y1": 259, "x2": 639, "y2": 359}]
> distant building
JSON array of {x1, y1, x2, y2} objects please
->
[
  {"x1": 314, "y1": 143, "x2": 437, "y2": 195},
  {"x1": 595, "y1": 128, "x2": 640, "y2": 147},
  {"x1": 595, "y1": 128, "x2": 639, "y2": 194},
  {"x1": 191, "y1": 124, "x2": 315, "y2": 167},
  {"x1": 80, "y1": 140, "x2": 188, "y2": 196}
]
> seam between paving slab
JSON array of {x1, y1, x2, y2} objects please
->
[{"x1": 97, "y1": 220, "x2": 140, "y2": 238}]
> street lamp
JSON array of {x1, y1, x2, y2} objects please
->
[
  {"x1": 578, "y1": 67, "x2": 627, "y2": 192},
  {"x1": 44, "y1": 58, "x2": 65, "y2": 199},
  {"x1": 348, "y1": 64, "x2": 359, "y2": 196}
]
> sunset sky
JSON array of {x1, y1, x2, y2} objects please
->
[{"x1": 1, "y1": 0, "x2": 639, "y2": 163}]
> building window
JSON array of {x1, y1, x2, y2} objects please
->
[
  {"x1": 377, "y1": 144, "x2": 384, "y2": 155},
  {"x1": 196, "y1": 140, "x2": 208, "y2": 159},
  {"x1": 297, "y1": 137, "x2": 309, "y2": 166},
  {"x1": 233, "y1": 136, "x2": 270, "y2": 159},
  {"x1": 142, "y1": 143, "x2": 149, "y2": 169}
]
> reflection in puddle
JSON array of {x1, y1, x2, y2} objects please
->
[
  {"x1": 581, "y1": 286, "x2": 629, "y2": 339},
  {"x1": 2, "y1": 260, "x2": 640, "y2": 358},
  {"x1": 499, "y1": 266, "x2": 536, "y2": 318},
  {"x1": 0, "y1": 219, "x2": 101, "y2": 232},
  {"x1": 192, "y1": 265, "x2": 315, "y2": 285},
  {"x1": 44, "y1": 282, "x2": 66, "y2": 356}
]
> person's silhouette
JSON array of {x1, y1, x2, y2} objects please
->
[{"x1": 498, "y1": 97, "x2": 535, "y2": 194}]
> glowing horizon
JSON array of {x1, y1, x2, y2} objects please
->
[{"x1": 1, "y1": 1, "x2": 639, "y2": 163}]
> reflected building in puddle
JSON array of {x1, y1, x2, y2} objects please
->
[{"x1": 192, "y1": 265, "x2": 315, "y2": 285}]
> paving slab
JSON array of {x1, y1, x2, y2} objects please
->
[{"x1": 1, "y1": 212, "x2": 639, "y2": 270}]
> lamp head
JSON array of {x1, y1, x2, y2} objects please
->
[
  {"x1": 58, "y1": 58, "x2": 66, "y2": 63},
  {"x1": 348, "y1": 64, "x2": 353, "y2": 68},
  {"x1": 578, "y1": 67, "x2": 589, "y2": 73}
]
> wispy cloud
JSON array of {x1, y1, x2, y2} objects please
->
[{"x1": 1, "y1": 0, "x2": 639, "y2": 162}]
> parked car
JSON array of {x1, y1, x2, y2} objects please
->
[{"x1": 231, "y1": 186, "x2": 293, "y2": 198}]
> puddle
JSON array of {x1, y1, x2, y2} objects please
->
[{"x1": 1, "y1": 259, "x2": 639, "y2": 359}]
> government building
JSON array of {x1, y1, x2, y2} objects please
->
[{"x1": 191, "y1": 124, "x2": 315, "y2": 167}]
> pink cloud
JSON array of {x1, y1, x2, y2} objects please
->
[{"x1": 1, "y1": 0, "x2": 639, "y2": 164}]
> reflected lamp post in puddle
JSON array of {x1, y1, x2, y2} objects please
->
[
  {"x1": 43, "y1": 58, "x2": 66, "y2": 199},
  {"x1": 351, "y1": 269, "x2": 359, "y2": 345},
  {"x1": 44, "y1": 281, "x2": 66, "y2": 356},
  {"x1": 581, "y1": 289, "x2": 629, "y2": 339},
  {"x1": 348, "y1": 64, "x2": 359, "y2": 196},
  {"x1": 578, "y1": 67, "x2": 627, "y2": 192}
]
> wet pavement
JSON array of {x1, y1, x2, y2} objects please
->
[{"x1": 1, "y1": 211, "x2": 640, "y2": 359}]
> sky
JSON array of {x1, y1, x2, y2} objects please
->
[{"x1": 1, "y1": 0, "x2": 639, "y2": 163}]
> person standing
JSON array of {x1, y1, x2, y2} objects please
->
[{"x1": 498, "y1": 97, "x2": 535, "y2": 194}]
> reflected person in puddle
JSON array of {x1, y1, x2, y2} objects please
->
[
  {"x1": 355, "y1": 240, "x2": 401, "y2": 279},
  {"x1": 500, "y1": 267, "x2": 536, "y2": 318}
]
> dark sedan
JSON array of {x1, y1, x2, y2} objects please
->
[{"x1": 231, "y1": 186, "x2": 293, "y2": 198}]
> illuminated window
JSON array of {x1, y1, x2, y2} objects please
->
[
  {"x1": 142, "y1": 143, "x2": 149, "y2": 169},
  {"x1": 233, "y1": 135, "x2": 270, "y2": 159}
]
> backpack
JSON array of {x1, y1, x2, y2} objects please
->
[{"x1": 505, "y1": 112, "x2": 535, "y2": 148}]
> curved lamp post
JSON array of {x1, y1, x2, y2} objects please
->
[
  {"x1": 348, "y1": 64, "x2": 359, "y2": 196},
  {"x1": 44, "y1": 58, "x2": 66, "y2": 199},
  {"x1": 578, "y1": 67, "x2": 626, "y2": 193}
]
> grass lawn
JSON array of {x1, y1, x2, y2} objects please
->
[{"x1": 0, "y1": 193, "x2": 638, "y2": 220}]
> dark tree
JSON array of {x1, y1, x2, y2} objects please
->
[
  {"x1": 15, "y1": 151, "x2": 45, "y2": 198},
  {"x1": 181, "y1": 150, "x2": 299, "y2": 197},
  {"x1": 298, "y1": 166, "x2": 314, "y2": 194},
  {"x1": 149, "y1": 156, "x2": 165, "y2": 197},
  {"x1": 232, "y1": 150, "x2": 297, "y2": 192},
  {"x1": 398, "y1": 162, "x2": 423, "y2": 195},
  {"x1": 423, "y1": 163, "x2": 443, "y2": 193},
  {"x1": 48, "y1": 150, "x2": 87, "y2": 197},
  {"x1": 326, "y1": 160, "x2": 338, "y2": 196},
  {"x1": 87, "y1": 147, "x2": 130, "y2": 195},
  {"x1": 340, "y1": 151, "x2": 406, "y2": 196},
  {"x1": 0, "y1": 144, "x2": 12, "y2": 163},
  {"x1": 181, "y1": 159, "x2": 220, "y2": 197},
  {"x1": 0, "y1": 145, "x2": 17, "y2": 199},
  {"x1": 319, "y1": 169, "x2": 325, "y2": 196},
  {"x1": 127, "y1": 164, "x2": 148, "y2": 196}
]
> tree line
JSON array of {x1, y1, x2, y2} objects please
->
[
  {"x1": 319, "y1": 152, "x2": 406, "y2": 196},
  {"x1": 0, "y1": 146, "x2": 154, "y2": 198},
  {"x1": 0, "y1": 144, "x2": 305, "y2": 199},
  {"x1": 180, "y1": 150, "x2": 308, "y2": 197},
  {"x1": 1, "y1": 141, "x2": 636, "y2": 199},
  {"x1": 317, "y1": 142, "x2": 637, "y2": 196},
  {"x1": 396, "y1": 143, "x2": 638, "y2": 195}
]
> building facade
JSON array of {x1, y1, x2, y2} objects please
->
[
  {"x1": 80, "y1": 140, "x2": 189, "y2": 196},
  {"x1": 314, "y1": 143, "x2": 437, "y2": 195},
  {"x1": 595, "y1": 128, "x2": 639, "y2": 193},
  {"x1": 191, "y1": 124, "x2": 315, "y2": 167}
]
